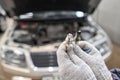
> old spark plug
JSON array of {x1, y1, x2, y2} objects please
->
[
  {"x1": 74, "y1": 31, "x2": 91, "y2": 53},
  {"x1": 74, "y1": 31, "x2": 82, "y2": 43}
]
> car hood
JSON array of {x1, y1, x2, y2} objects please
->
[{"x1": 0, "y1": 0, "x2": 101, "y2": 17}]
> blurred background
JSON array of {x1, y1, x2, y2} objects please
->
[
  {"x1": 0, "y1": 0, "x2": 120, "y2": 80},
  {"x1": 92, "y1": 0, "x2": 120, "y2": 69}
]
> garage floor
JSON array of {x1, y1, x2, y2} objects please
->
[{"x1": 106, "y1": 44, "x2": 120, "y2": 69}]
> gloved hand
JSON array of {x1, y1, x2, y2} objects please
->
[
  {"x1": 73, "y1": 41, "x2": 113, "y2": 80},
  {"x1": 57, "y1": 34, "x2": 97, "y2": 80}
]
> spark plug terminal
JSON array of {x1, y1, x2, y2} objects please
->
[{"x1": 74, "y1": 31, "x2": 82, "y2": 42}]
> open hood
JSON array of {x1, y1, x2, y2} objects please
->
[{"x1": 0, "y1": 0, "x2": 101, "y2": 17}]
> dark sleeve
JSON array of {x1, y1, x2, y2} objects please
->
[{"x1": 110, "y1": 68, "x2": 120, "y2": 80}]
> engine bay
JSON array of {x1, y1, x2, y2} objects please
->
[{"x1": 12, "y1": 21, "x2": 97, "y2": 46}]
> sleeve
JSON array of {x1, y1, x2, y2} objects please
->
[{"x1": 110, "y1": 68, "x2": 120, "y2": 80}]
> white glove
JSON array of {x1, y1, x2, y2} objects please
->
[
  {"x1": 57, "y1": 34, "x2": 97, "y2": 80},
  {"x1": 73, "y1": 41, "x2": 113, "y2": 80}
]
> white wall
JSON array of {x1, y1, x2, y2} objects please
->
[{"x1": 92, "y1": 0, "x2": 120, "y2": 45}]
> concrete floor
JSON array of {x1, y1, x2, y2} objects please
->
[{"x1": 106, "y1": 44, "x2": 120, "y2": 69}]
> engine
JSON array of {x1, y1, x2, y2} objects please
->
[{"x1": 12, "y1": 21, "x2": 97, "y2": 46}]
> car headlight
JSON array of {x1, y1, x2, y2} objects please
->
[{"x1": 1, "y1": 47, "x2": 27, "y2": 68}]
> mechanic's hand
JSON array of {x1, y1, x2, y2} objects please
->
[
  {"x1": 57, "y1": 34, "x2": 97, "y2": 80},
  {"x1": 74, "y1": 41, "x2": 113, "y2": 80}
]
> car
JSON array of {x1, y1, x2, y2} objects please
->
[{"x1": 0, "y1": 0, "x2": 112, "y2": 80}]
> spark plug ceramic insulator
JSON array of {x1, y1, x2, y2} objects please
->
[{"x1": 67, "y1": 33, "x2": 75, "y2": 45}]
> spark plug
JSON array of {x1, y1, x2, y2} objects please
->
[{"x1": 74, "y1": 31, "x2": 82, "y2": 43}]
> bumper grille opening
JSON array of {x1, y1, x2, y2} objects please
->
[{"x1": 30, "y1": 52, "x2": 58, "y2": 67}]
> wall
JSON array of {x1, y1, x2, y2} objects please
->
[{"x1": 92, "y1": 0, "x2": 120, "y2": 45}]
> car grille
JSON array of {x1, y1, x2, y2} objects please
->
[{"x1": 30, "y1": 52, "x2": 58, "y2": 67}]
